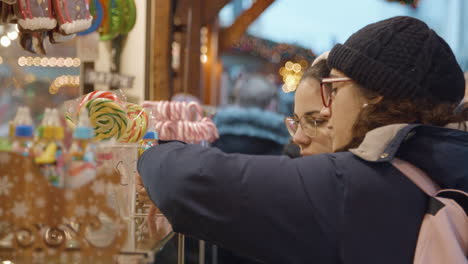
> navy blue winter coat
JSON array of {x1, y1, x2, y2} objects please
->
[{"x1": 138, "y1": 124, "x2": 468, "y2": 264}]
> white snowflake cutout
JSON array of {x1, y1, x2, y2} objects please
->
[
  {"x1": 47, "y1": 248, "x2": 57, "y2": 255},
  {"x1": 0, "y1": 175, "x2": 13, "y2": 196},
  {"x1": 0, "y1": 152, "x2": 10, "y2": 165},
  {"x1": 75, "y1": 205, "x2": 87, "y2": 217},
  {"x1": 35, "y1": 197, "x2": 46, "y2": 208},
  {"x1": 11, "y1": 201, "x2": 28, "y2": 218},
  {"x1": 88, "y1": 205, "x2": 99, "y2": 216},
  {"x1": 24, "y1": 172, "x2": 34, "y2": 182},
  {"x1": 64, "y1": 191, "x2": 75, "y2": 201},
  {"x1": 91, "y1": 180, "x2": 106, "y2": 195}
]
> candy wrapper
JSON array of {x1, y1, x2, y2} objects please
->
[{"x1": 64, "y1": 90, "x2": 148, "y2": 143}]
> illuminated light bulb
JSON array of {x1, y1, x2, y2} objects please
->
[
  {"x1": 18, "y1": 57, "x2": 26, "y2": 66},
  {"x1": 48, "y1": 57, "x2": 57, "y2": 67},
  {"x1": 7, "y1": 31, "x2": 18, "y2": 40},
  {"x1": 26, "y1": 57, "x2": 33, "y2": 66},
  {"x1": 0, "y1": 36, "x2": 11, "y2": 47},
  {"x1": 200, "y1": 45, "x2": 208, "y2": 54},
  {"x1": 33, "y1": 57, "x2": 41, "y2": 66},
  {"x1": 285, "y1": 61, "x2": 293, "y2": 71},
  {"x1": 57, "y1": 57, "x2": 65, "y2": 67},
  {"x1": 40, "y1": 57, "x2": 48, "y2": 67},
  {"x1": 72, "y1": 58, "x2": 81, "y2": 67},
  {"x1": 285, "y1": 75, "x2": 296, "y2": 86},
  {"x1": 279, "y1": 67, "x2": 285, "y2": 76},
  {"x1": 200, "y1": 54, "x2": 208, "y2": 63},
  {"x1": 64, "y1": 57, "x2": 73, "y2": 67},
  {"x1": 293, "y1": 63, "x2": 301, "y2": 73}
]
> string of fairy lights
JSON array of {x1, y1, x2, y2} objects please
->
[{"x1": 17, "y1": 56, "x2": 81, "y2": 68}]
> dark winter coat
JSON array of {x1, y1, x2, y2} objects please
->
[{"x1": 138, "y1": 124, "x2": 468, "y2": 264}]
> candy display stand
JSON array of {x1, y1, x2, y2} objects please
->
[
  {"x1": 103, "y1": 143, "x2": 173, "y2": 263},
  {"x1": 0, "y1": 151, "x2": 127, "y2": 263},
  {"x1": 0, "y1": 145, "x2": 172, "y2": 264}
]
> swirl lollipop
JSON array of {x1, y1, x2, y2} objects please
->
[
  {"x1": 85, "y1": 98, "x2": 128, "y2": 141},
  {"x1": 121, "y1": 103, "x2": 148, "y2": 143},
  {"x1": 79, "y1": 91, "x2": 120, "y2": 110}
]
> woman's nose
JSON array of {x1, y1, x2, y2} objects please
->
[{"x1": 292, "y1": 126, "x2": 311, "y2": 146}]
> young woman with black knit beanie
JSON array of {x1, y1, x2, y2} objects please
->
[{"x1": 138, "y1": 17, "x2": 467, "y2": 263}]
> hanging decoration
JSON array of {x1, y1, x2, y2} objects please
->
[
  {"x1": 0, "y1": 0, "x2": 93, "y2": 54},
  {"x1": 99, "y1": 0, "x2": 136, "y2": 41},
  {"x1": 386, "y1": 0, "x2": 420, "y2": 8}
]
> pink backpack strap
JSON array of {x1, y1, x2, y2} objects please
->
[{"x1": 392, "y1": 158, "x2": 440, "y2": 197}]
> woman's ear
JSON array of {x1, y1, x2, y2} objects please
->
[{"x1": 368, "y1": 95, "x2": 384, "y2": 105}]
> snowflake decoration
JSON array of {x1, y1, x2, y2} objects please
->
[
  {"x1": 47, "y1": 248, "x2": 57, "y2": 255},
  {"x1": 24, "y1": 172, "x2": 34, "y2": 182},
  {"x1": 72, "y1": 252, "x2": 81, "y2": 261},
  {"x1": 0, "y1": 175, "x2": 13, "y2": 196},
  {"x1": 0, "y1": 153, "x2": 10, "y2": 165},
  {"x1": 11, "y1": 201, "x2": 29, "y2": 218},
  {"x1": 75, "y1": 205, "x2": 87, "y2": 217},
  {"x1": 64, "y1": 191, "x2": 75, "y2": 201},
  {"x1": 91, "y1": 180, "x2": 106, "y2": 195},
  {"x1": 35, "y1": 197, "x2": 46, "y2": 208},
  {"x1": 88, "y1": 205, "x2": 99, "y2": 216},
  {"x1": 60, "y1": 253, "x2": 68, "y2": 262}
]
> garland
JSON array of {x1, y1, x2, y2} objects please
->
[
  {"x1": 386, "y1": 0, "x2": 420, "y2": 8},
  {"x1": 230, "y1": 34, "x2": 316, "y2": 64}
]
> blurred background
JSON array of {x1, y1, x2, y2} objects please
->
[{"x1": 0, "y1": 0, "x2": 467, "y2": 137}]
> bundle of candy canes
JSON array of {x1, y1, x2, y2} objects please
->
[
  {"x1": 142, "y1": 101, "x2": 219, "y2": 143},
  {"x1": 65, "y1": 90, "x2": 148, "y2": 143}
]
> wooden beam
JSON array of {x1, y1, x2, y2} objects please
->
[
  {"x1": 181, "y1": 0, "x2": 203, "y2": 98},
  {"x1": 202, "y1": 0, "x2": 231, "y2": 25},
  {"x1": 151, "y1": 0, "x2": 173, "y2": 100},
  {"x1": 219, "y1": 0, "x2": 275, "y2": 51},
  {"x1": 176, "y1": 0, "x2": 231, "y2": 26}
]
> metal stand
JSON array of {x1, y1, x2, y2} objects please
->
[
  {"x1": 177, "y1": 234, "x2": 185, "y2": 264},
  {"x1": 199, "y1": 240, "x2": 206, "y2": 264}
]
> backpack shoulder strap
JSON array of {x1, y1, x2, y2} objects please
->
[{"x1": 392, "y1": 158, "x2": 440, "y2": 197}]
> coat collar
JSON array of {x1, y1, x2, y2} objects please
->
[
  {"x1": 349, "y1": 124, "x2": 415, "y2": 162},
  {"x1": 350, "y1": 122, "x2": 468, "y2": 162}
]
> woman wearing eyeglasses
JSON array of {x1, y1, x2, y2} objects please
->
[
  {"x1": 138, "y1": 17, "x2": 468, "y2": 263},
  {"x1": 284, "y1": 58, "x2": 333, "y2": 156}
]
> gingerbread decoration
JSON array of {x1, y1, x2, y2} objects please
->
[
  {"x1": 15, "y1": 0, "x2": 57, "y2": 31},
  {"x1": 53, "y1": 0, "x2": 92, "y2": 35}
]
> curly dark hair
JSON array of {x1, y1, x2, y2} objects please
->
[{"x1": 342, "y1": 86, "x2": 468, "y2": 150}]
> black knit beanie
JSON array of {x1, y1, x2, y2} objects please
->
[{"x1": 328, "y1": 16, "x2": 464, "y2": 103}]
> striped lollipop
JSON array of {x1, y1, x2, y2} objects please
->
[
  {"x1": 86, "y1": 98, "x2": 129, "y2": 141},
  {"x1": 121, "y1": 103, "x2": 148, "y2": 143},
  {"x1": 79, "y1": 91, "x2": 120, "y2": 110}
]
